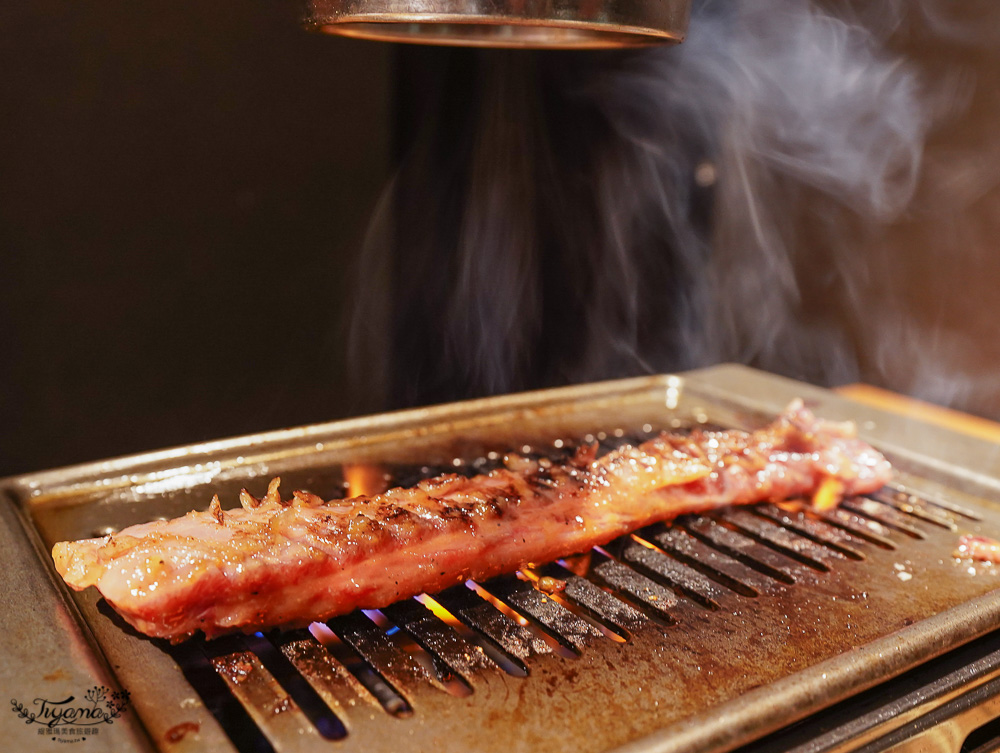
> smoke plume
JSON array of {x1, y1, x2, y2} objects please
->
[{"x1": 349, "y1": 0, "x2": 1000, "y2": 416}]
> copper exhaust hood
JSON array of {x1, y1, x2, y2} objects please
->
[{"x1": 303, "y1": 0, "x2": 690, "y2": 48}]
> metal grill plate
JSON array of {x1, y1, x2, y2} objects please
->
[{"x1": 4, "y1": 365, "x2": 1000, "y2": 753}]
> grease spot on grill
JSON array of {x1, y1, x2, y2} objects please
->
[
  {"x1": 536, "y1": 576, "x2": 567, "y2": 594},
  {"x1": 215, "y1": 655, "x2": 254, "y2": 684},
  {"x1": 164, "y1": 721, "x2": 200, "y2": 743}
]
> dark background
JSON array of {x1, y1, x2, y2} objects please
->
[
  {"x1": 4, "y1": 3, "x2": 1000, "y2": 478},
  {"x1": 1, "y1": 2, "x2": 393, "y2": 475}
]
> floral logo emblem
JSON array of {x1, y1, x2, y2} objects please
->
[{"x1": 10, "y1": 685, "x2": 131, "y2": 743}]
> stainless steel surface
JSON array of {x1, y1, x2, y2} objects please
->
[
  {"x1": 304, "y1": 0, "x2": 689, "y2": 48},
  {"x1": 729, "y1": 627, "x2": 1000, "y2": 752},
  {"x1": 0, "y1": 491, "x2": 154, "y2": 752},
  {"x1": 4, "y1": 364, "x2": 1000, "y2": 752}
]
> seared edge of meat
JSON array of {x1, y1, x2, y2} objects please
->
[
  {"x1": 52, "y1": 400, "x2": 891, "y2": 641},
  {"x1": 955, "y1": 535, "x2": 1000, "y2": 563}
]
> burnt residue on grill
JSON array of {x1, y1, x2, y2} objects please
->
[
  {"x1": 116, "y1": 468, "x2": 998, "y2": 753},
  {"x1": 163, "y1": 720, "x2": 200, "y2": 744},
  {"x1": 21, "y1": 384, "x2": 1000, "y2": 753}
]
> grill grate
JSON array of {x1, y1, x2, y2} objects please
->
[
  {"x1": 9, "y1": 366, "x2": 1000, "y2": 753},
  {"x1": 137, "y1": 486, "x2": 976, "y2": 753}
]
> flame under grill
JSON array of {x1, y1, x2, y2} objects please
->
[
  {"x1": 153, "y1": 488, "x2": 980, "y2": 753},
  {"x1": 7, "y1": 365, "x2": 1000, "y2": 753}
]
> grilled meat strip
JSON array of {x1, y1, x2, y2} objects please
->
[
  {"x1": 52, "y1": 401, "x2": 891, "y2": 642},
  {"x1": 955, "y1": 535, "x2": 1000, "y2": 563}
]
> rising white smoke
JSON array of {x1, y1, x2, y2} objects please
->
[
  {"x1": 583, "y1": 0, "x2": 992, "y2": 390},
  {"x1": 350, "y1": 0, "x2": 1000, "y2": 416}
]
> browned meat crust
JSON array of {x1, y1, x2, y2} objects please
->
[{"x1": 52, "y1": 401, "x2": 891, "y2": 641}]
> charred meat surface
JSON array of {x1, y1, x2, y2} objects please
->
[{"x1": 52, "y1": 401, "x2": 891, "y2": 642}]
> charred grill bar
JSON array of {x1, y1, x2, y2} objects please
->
[{"x1": 5, "y1": 365, "x2": 1000, "y2": 752}]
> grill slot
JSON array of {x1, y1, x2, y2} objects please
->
[
  {"x1": 965, "y1": 715, "x2": 1000, "y2": 753},
  {"x1": 356, "y1": 608, "x2": 474, "y2": 697},
  {"x1": 480, "y1": 576, "x2": 606, "y2": 651},
  {"x1": 463, "y1": 580, "x2": 580, "y2": 658},
  {"x1": 517, "y1": 566, "x2": 632, "y2": 642},
  {"x1": 588, "y1": 550, "x2": 681, "y2": 623},
  {"x1": 680, "y1": 515, "x2": 805, "y2": 583},
  {"x1": 327, "y1": 611, "x2": 441, "y2": 702},
  {"x1": 816, "y1": 506, "x2": 899, "y2": 548},
  {"x1": 241, "y1": 632, "x2": 348, "y2": 739},
  {"x1": 716, "y1": 508, "x2": 840, "y2": 572},
  {"x1": 751, "y1": 503, "x2": 867, "y2": 560},
  {"x1": 871, "y1": 487, "x2": 962, "y2": 530},
  {"x1": 888, "y1": 481, "x2": 982, "y2": 521},
  {"x1": 432, "y1": 583, "x2": 550, "y2": 662},
  {"x1": 413, "y1": 592, "x2": 530, "y2": 677},
  {"x1": 619, "y1": 537, "x2": 730, "y2": 609},
  {"x1": 166, "y1": 639, "x2": 270, "y2": 753},
  {"x1": 537, "y1": 562, "x2": 649, "y2": 635},
  {"x1": 205, "y1": 637, "x2": 323, "y2": 753},
  {"x1": 381, "y1": 597, "x2": 497, "y2": 681},
  {"x1": 270, "y1": 631, "x2": 382, "y2": 723},
  {"x1": 646, "y1": 526, "x2": 774, "y2": 596},
  {"x1": 308, "y1": 622, "x2": 413, "y2": 716},
  {"x1": 844, "y1": 497, "x2": 928, "y2": 538}
]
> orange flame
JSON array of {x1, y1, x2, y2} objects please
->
[
  {"x1": 343, "y1": 464, "x2": 388, "y2": 498},
  {"x1": 812, "y1": 476, "x2": 845, "y2": 511},
  {"x1": 465, "y1": 582, "x2": 530, "y2": 627},
  {"x1": 415, "y1": 594, "x2": 466, "y2": 629}
]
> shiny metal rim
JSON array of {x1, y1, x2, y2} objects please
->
[{"x1": 304, "y1": 0, "x2": 689, "y2": 48}]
